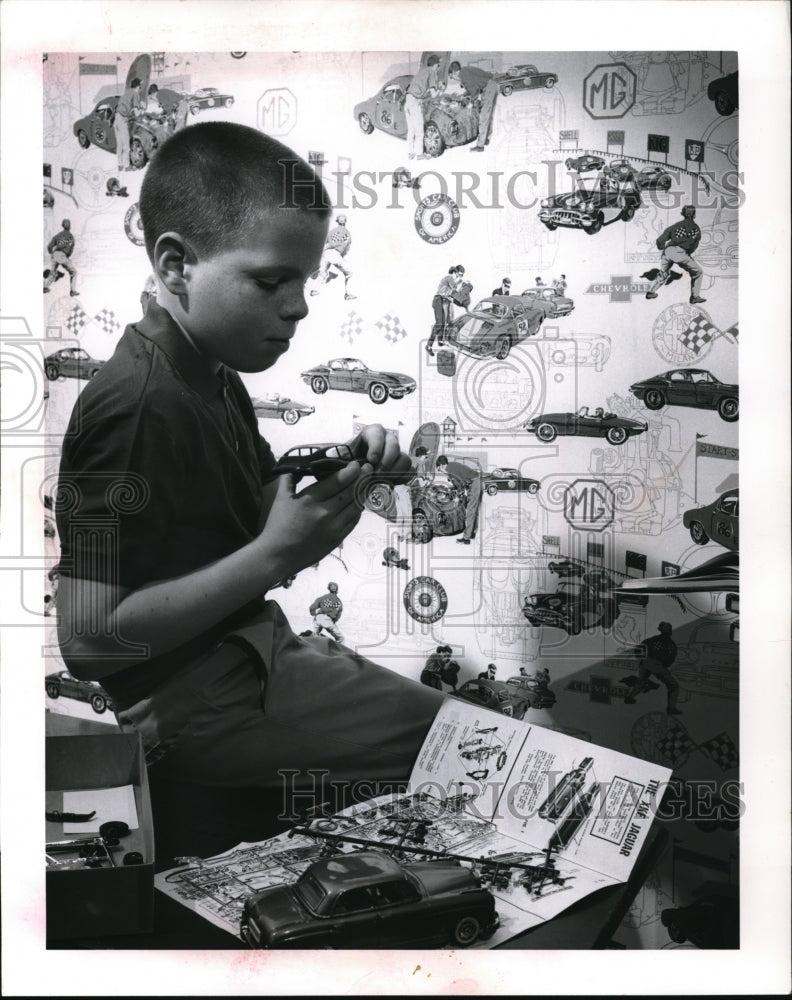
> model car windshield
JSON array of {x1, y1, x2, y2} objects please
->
[{"x1": 293, "y1": 871, "x2": 327, "y2": 913}]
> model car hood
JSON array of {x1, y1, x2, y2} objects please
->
[
  {"x1": 408, "y1": 860, "x2": 478, "y2": 896},
  {"x1": 548, "y1": 192, "x2": 588, "y2": 209},
  {"x1": 248, "y1": 885, "x2": 311, "y2": 933}
]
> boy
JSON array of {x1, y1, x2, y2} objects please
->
[{"x1": 55, "y1": 122, "x2": 444, "y2": 792}]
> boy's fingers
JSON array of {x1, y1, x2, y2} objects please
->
[{"x1": 276, "y1": 471, "x2": 297, "y2": 498}]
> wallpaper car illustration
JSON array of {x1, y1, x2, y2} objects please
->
[
  {"x1": 523, "y1": 406, "x2": 648, "y2": 446},
  {"x1": 522, "y1": 582, "x2": 619, "y2": 634},
  {"x1": 445, "y1": 296, "x2": 548, "y2": 360},
  {"x1": 505, "y1": 675, "x2": 556, "y2": 710},
  {"x1": 362, "y1": 477, "x2": 466, "y2": 543},
  {"x1": 455, "y1": 678, "x2": 534, "y2": 719},
  {"x1": 301, "y1": 358, "x2": 416, "y2": 404},
  {"x1": 45, "y1": 670, "x2": 114, "y2": 714},
  {"x1": 482, "y1": 468, "x2": 541, "y2": 496},
  {"x1": 564, "y1": 154, "x2": 605, "y2": 173},
  {"x1": 251, "y1": 393, "x2": 315, "y2": 425},
  {"x1": 629, "y1": 369, "x2": 739, "y2": 422},
  {"x1": 496, "y1": 64, "x2": 558, "y2": 96},
  {"x1": 240, "y1": 850, "x2": 498, "y2": 949},
  {"x1": 539, "y1": 166, "x2": 642, "y2": 234},
  {"x1": 188, "y1": 87, "x2": 235, "y2": 113},
  {"x1": 272, "y1": 443, "x2": 356, "y2": 482},
  {"x1": 683, "y1": 489, "x2": 739, "y2": 551},
  {"x1": 634, "y1": 165, "x2": 674, "y2": 191},
  {"x1": 44, "y1": 348, "x2": 106, "y2": 381},
  {"x1": 520, "y1": 286, "x2": 575, "y2": 317},
  {"x1": 354, "y1": 76, "x2": 478, "y2": 157},
  {"x1": 707, "y1": 71, "x2": 739, "y2": 116}
]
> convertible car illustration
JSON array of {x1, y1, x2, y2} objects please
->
[
  {"x1": 301, "y1": 358, "x2": 416, "y2": 404},
  {"x1": 251, "y1": 393, "x2": 315, "y2": 424},
  {"x1": 45, "y1": 670, "x2": 114, "y2": 714},
  {"x1": 629, "y1": 369, "x2": 738, "y2": 422},
  {"x1": 445, "y1": 296, "x2": 549, "y2": 360},
  {"x1": 539, "y1": 165, "x2": 642, "y2": 235},
  {"x1": 523, "y1": 406, "x2": 648, "y2": 445},
  {"x1": 44, "y1": 348, "x2": 106, "y2": 381},
  {"x1": 496, "y1": 64, "x2": 558, "y2": 96},
  {"x1": 520, "y1": 286, "x2": 575, "y2": 317},
  {"x1": 522, "y1": 582, "x2": 619, "y2": 634},
  {"x1": 240, "y1": 850, "x2": 498, "y2": 949},
  {"x1": 683, "y1": 489, "x2": 739, "y2": 551},
  {"x1": 354, "y1": 76, "x2": 478, "y2": 157},
  {"x1": 482, "y1": 468, "x2": 541, "y2": 496}
]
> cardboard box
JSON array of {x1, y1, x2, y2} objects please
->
[{"x1": 46, "y1": 732, "x2": 155, "y2": 941}]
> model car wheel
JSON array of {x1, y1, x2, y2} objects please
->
[
  {"x1": 358, "y1": 112, "x2": 374, "y2": 135},
  {"x1": 485, "y1": 484, "x2": 499, "y2": 496},
  {"x1": 528, "y1": 482, "x2": 539, "y2": 494},
  {"x1": 536, "y1": 422, "x2": 557, "y2": 443},
  {"x1": 493, "y1": 334, "x2": 511, "y2": 360},
  {"x1": 45, "y1": 364, "x2": 59, "y2": 381},
  {"x1": 129, "y1": 137, "x2": 147, "y2": 169},
  {"x1": 689, "y1": 520, "x2": 709, "y2": 545},
  {"x1": 77, "y1": 129, "x2": 90, "y2": 149},
  {"x1": 452, "y1": 915, "x2": 480, "y2": 947},
  {"x1": 501, "y1": 84, "x2": 514, "y2": 97},
  {"x1": 584, "y1": 215, "x2": 603, "y2": 235},
  {"x1": 310, "y1": 375, "x2": 328, "y2": 394},
  {"x1": 363, "y1": 481, "x2": 393, "y2": 513},
  {"x1": 368, "y1": 382, "x2": 389, "y2": 404},
  {"x1": 282, "y1": 408, "x2": 301, "y2": 425},
  {"x1": 91, "y1": 693, "x2": 107, "y2": 714},
  {"x1": 606, "y1": 426, "x2": 628, "y2": 446},
  {"x1": 423, "y1": 122, "x2": 445, "y2": 158},
  {"x1": 411, "y1": 510, "x2": 433, "y2": 544},
  {"x1": 46, "y1": 682, "x2": 60, "y2": 699},
  {"x1": 718, "y1": 397, "x2": 739, "y2": 422},
  {"x1": 643, "y1": 388, "x2": 665, "y2": 410},
  {"x1": 544, "y1": 76, "x2": 557, "y2": 88},
  {"x1": 714, "y1": 91, "x2": 735, "y2": 116}
]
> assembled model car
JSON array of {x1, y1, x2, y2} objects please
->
[
  {"x1": 522, "y1": 582, "x2": 619, "y2": 634},
  {"x1": 454, "y1": 678, "x2": 534, "y2": 719},
  {"x1": 301, "y1": 358, "x2": 416, "y2": 404},
  {"x1": 44, "y1": 348, "x2": 106, "y2": 381},
  {"x1": 524, "y1": 406, "x2": 648, "y2": 446},
  {"x1": 683, "y1": 489, "x2": 739, "y2": 551},
  {"x1": 496, "y1": 64, "x2": 558, "y2": 96},
  {"x1": 629, "y1": 369, "x2": 739, "y2": 422},
  {"x1": 251, "y1": 393, "x2": 315, "y2": 425},
  {"x1": 240, "y1": 850, "x2": 498, "y2": 949},
  {"x1": 272, "y1": 443, "x2": 356, "y2": 482},
  {"x1": 354, "y1": 76, "x2": 478, "y2": 157},
  {"x1": 482, "y1": 468, "x2": 541, "y2": 496},
  {"x1": 445, "y1": 296, "x2": 549, "y2": 360},
  {"x1": 188, "y1": 86, "x2": 235, "y2": 114},
  {"x1": 538, "y1": 168, "x2": 642, "y2": 235},
  {"x1": 45, "y1": 670, "x2": 114, "y2": 714},
  {"x1": 707, "y1": 71, "x2": 739, "y2": 116},
  {"x1": 520, "y1": 286, "x2": 575, "y2": 317},
  {"x1": 564, "y1": 154, "x2": 605, "y2": 173},
  {"x1": 634, "y1": 165, "x2": 674, "y2": 191},
  {"x1": 505, "y1": 675, "x2": 556, "y2": 710}
]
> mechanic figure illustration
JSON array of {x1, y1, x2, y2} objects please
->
[
  {"x1": 405, "y1": 54, "x2": 440, "y2": 160},
  {"x1": 310, "y1": 214, "x2": 356, "y2": 300},
  {"x1": 43, "y1": 218, "x2": 79, "y2": 296},
  {"x1": 434, "y1": 454, "x2": 482, "y2": 545},
  {"x1": 304, "y1": 582, "x2": 345, "y2": 643},
  {"x1": 645, "y1": 205, "x2": 706, "y2": 304},
  {"x1": 114, "y1": 75, "x2": 143, "y2": 172},
  {"x1": 426, "y1": 265, "x2": 466, "y2": 356},
  {"x1": 622, "y1": 621, "x2": 681, "y2": 715},
  {"x1": 445, "y1": 60, "x2": 500, "y2": 153},
  {"x1": 421, "y1": 644, "x2": 459, "y2": 691}
]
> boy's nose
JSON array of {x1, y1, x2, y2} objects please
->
[{"x1": 282, "y1": 285, "x2": 310, "y2": 321}]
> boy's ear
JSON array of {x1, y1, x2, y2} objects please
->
[{"x1": 153, "y1": 232, "x2": 193, "y2": 295}]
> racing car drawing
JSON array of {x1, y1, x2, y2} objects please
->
[
  {"x1": 482, "y1": 468, "x2": 541, "y2": 496},
  {"x1": 496, "y1": 64, "x2": 558, "y2": 96},
  {"x1": 300, "y1": 358, "x2": 416, "y2": 404},
  {"x1": 44, "y1": 348, "x2": 106, "y2": 381},
  {"x1": 520, "y1": 285, "x2": 575, "y2": 317},
  {"x1": 564, "y1": 154, "x2": 605, "y2": 173},
  {"x1": 251, "y1": 393, "x2": 315, "y2": 425},
  {"x1": 629, "y1": 369, "x2": 738, "y2": 422},
  {"x1": 188, "y1": 87, "x2": 235, "y2": 114},
  {"x1": 445, "y1": 296, "x2": 549, "y2": 360},
  {"x1": 523, "y1": 406, "x2": 648, "y2": 446},
  {"x1": 683, "y1": 489, "x2": 739, "y2": 551},
  {"x1": 454, "y1": 678, "x2": 534, "y2": 719},
  {"x1": 539, "y1": 164, "x2": 642, "y2": 235},
  {"x1": 522, "y1": 583, "x2": 619, "y2": 634},
  {"x1": 45, "y1": 670, "x2": 113, "y2": 714}
]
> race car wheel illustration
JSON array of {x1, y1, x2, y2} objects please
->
[
  {"x1": 91, "y1": 693, "x2": 107, "y2": 714},
  {"x1": 45, "y1": 364, "x2": 59, "y2": 381},
  {"x1": 46, "y1": 682, "x2": 60, "y2": 699},
  {"x1": 689, "y1": 520, "x2": 710, "y2": 545},
  {"x1": 225, "y1": 98, "x2": 234, "y2": 108},
  {"x1": 714, "y1": 91, "x2": 736, "y2": 116},
  {"x1": 358, "y1": 112, "x2": 374, "y2": 135},
  {"x1": 584, "y1": 214, "x2": 603, "y2": 235},
  {"x1": 76, "y1": 129, "x2": 90, "y2": 149},
  {"x1": 452, "y1": 915, "x2": 480, "y2": 947},
  {"x1": 545, "y1": 76, "x2": 557, "y2": 88},
  {"x1": 282, "y1": 408, "x2": 301, "y2": 425},
  {"x1": 411, "y1": 510, "x2": 433, "y2": 544},
  {"x1": 501, "y1": 84, "x2": 514, "y2": 96},
  {"x1": 310, "y1": 375, "x2": 328, "y2": 394},
  {"x1": 493, "y1": 334, "x2": 511, "y2": 360},
  {"x1": 543, "y1": 221, "x2": 557, "y2": 231},
  {"x1": 606, "y1": 426, "x2": 628, "y2": 445},
  {"x1": 485, "y1": 484, "x2": 499, "y2": 496},
  {"x1": 643, "y1": 388, "x2": 666, "y2": 410},
  {"x1": 230, "y1": 52, "x2": 247, "y2": 59},
  {"x1": 190, "y1": 104, "x2": 201, "y2": 116},
  {"x1": 368, "y1": 382, "x2": 389, "y2": 404},
  {"x1": 129, "y1": 137, "x2": 147, "y2": 169},
  {"x1": 718, "y1": 397, "x2": 739, "y2": 421},
  {"x1": 423, "y1": 122, "x2": 445, "y2": 157},
  {"x1": 536, "y1": 422, "x2": 557, "y2": 442},
  {"x1": 364, "y1": 481, "x2": 393, "y2": 513},
  {"x1": 528, "y1": 481, "x2": 540, "y2": 494},
  {"x1": 621, "y1": 204, "x2": 636, "y2": 221}
]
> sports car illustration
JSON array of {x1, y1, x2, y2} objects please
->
[
  {"x1": 301, "y1": 358, "x2": 416, "y2": 404},
  {"x1": 505, "y1": 675, "x2": 556, "y2": 710},
  {"x1": 634, "y1": 165, "x2": 674, "y2": 191},
  {"x1": 683, "y1": 489, "x2": 739, "y2": 551},
  {"x1": 44, "y1": 348, "x2": 106, "y2": 381},
  {"x1": 240, "y1": 850, "x2": 498, "y2": 949},
  {"x1": 454, "y1": 678, "x2": 533, "y2": 719},
  {"x1": 564, "y1": 154, "x2": 605, "y2": 173},
  {"x1": 707, "y1": 71, "x2": 738, "y2": 116},
  {"x1": 539, "y1": 167, "x2": 641, "y2": 235},
  {"x1": 548, "y1": 559, "x2": 585, "y2": 579},
  {"x1": 522, "y1": 582, "x2": 619, "y2": 634},
  {"x1": 188, "y1": 86, "x2": 235, "y2": 114},
  {"x1": 354, "y1": 75, "x2": 478, "y2": 157},
  {"x1": 520, "y1": 286, "x2": 575, "y2": 317},
  {"x1": 272, "y1": 443, "x2": 356, "y2": 482},
  {"x1": 445, "y1": 296, "x2": 549, "y2": 360},
  {"x1": 496, "y1": 64, "x2": 558, "y2": 96},
  {"x1": 482, "y1": 468, "x2": 541, "y2": 496},
  {"x1": 523, "y1": 406, "x2": 648, "y2": 446},
  {"x1": 45, "y1": 670, "x2": 113, "y2": 714},
  {"x1": 251, "y1": 393, "x2": 315, "y2": 425},
  {"x1": 629, "y1": 369, "x2": 739, "y2": 422}
]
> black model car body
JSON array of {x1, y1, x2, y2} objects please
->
[
  {"x1": 564, "y1": 154, "x2": 605, "y2": 173},
  {"x1": 251, "y1": 393, "x2": 315, "y2": 425},
  {"x1": 537, "y1": 758, "x2": 594, "y2": 820},
  {"x1": 707, "y1": 71, "x2": 738, "y2": 116},
  {"x1": 240, "y1": 850, "x2": 498, "y2": 949},
  {"x1": 354, "y1": 76, "x2": 479, "y2": 157},
  {"x1": 496, "y1": 64, "x2": 558, "y2": 96},
  {"x1": 272, "y1": 443, "x2": 356, "y2": 481},
  {"x1": 524, "y1": 406, "x2": 648, "y2": 446},
  {"x1": 505, "y1": 675, "x2": 556, "y2": 710},
  {"x1": 523, "y1": 582, "x2": 618, "y2": 634},
  {"x1": 629, "y1": 369, "x2": 739, "y2": 422},
  {"x1": 539, "y1": 168, "x2": 641, "y2": 235},
  {"x1": 301, "y1": 358, "x2": 416, "y2": 404},
  {"x1": 445, "y1": 296, "x2": 549, "y2": 360},
  {"x1": 520, "y1": 285, "x2": 575, "y2": 317},
  {"x1": 44, "y1": 348, "x2": 106, "y2": 381},
  {"x1": 482, "y1": 468, "x2": 541, "y2": 496},
  {"x1": 683, "y1": 489, "x2": 739, "y2": 551},
  {"x1": 454, "y1": 678, "x2": 533, "y2": 719},
  {"x1": 189, "y1": 87, "x2": 235, "y2": 114},
  {"x1": 45, "y1": 670, "x2": 114, "y2": 714}
]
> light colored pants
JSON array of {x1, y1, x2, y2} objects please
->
[
  {"x1": 649, "y1": 245, "x2": 703, "y2": 297},
  {"x1": 318, "y1": 248, "x2": 352, "y2": 293},
  {"x1": 404, "y1": 92, "x2": 425, "y2": 157},
  {"x1": 114, "y1": 116, "x2": 130, "y2": 169},
  {"x1": 312, "y1": 612, "x2": 344, "y2": 642},
  {"x1": 44, "y1": 251, "x2": 77, "y2": 292}
]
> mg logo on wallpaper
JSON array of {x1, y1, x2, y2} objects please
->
[
  {"x1": 258, "y1": 88, "x2": 297, "y2": 136},
  {"x1": 564, "y1": 479, "x2": 615, "y2": 531},
  {"x1": 583, "y1": 63, "x2": 636, "y2": 119}
]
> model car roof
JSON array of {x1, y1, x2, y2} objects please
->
[{"x1": 309, "y1": 851, "x2": 403, "y2": 890}]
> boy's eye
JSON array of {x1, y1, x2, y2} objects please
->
[{"x1": 255, "y1": 277, "x2": 282, "y2": 290}]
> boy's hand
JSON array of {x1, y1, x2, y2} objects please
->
[{"x1": 347, "y1": 426, "x2": 415, "y2": 486}]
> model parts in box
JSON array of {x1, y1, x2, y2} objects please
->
[{"x1": 46, "y1": 733, "x2": 155, "y2": 940}]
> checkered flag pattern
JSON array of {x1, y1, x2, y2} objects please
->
[
  {"x1": 376, "y1": 312, "x2": 407, "y2": 344},
  {"x1": 721, "y1": 321, "x2": 739, "y2": 342},
  {"x1": 339, "y1": 311, "x2": 364, "y2": 344},
  {"x1": 65, "y1": 303, "x2": 89, "y2": 335},
  {"x1": 698, "y1": 731, "x2": 739, "y2": 771},
  {"x1": 656, "y1": 725, "x2": 698, "y2": 767},
  {"x1": 679, "y1": 313, "x2": 718, "y2": 355},
  {"x1": 94, "y1": 307, "x2": 121, "y2": 336}
]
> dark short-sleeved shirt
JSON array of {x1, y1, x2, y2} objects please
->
[{"x1": 55, "y1": 300, "x2": 275, "y2": 709}]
